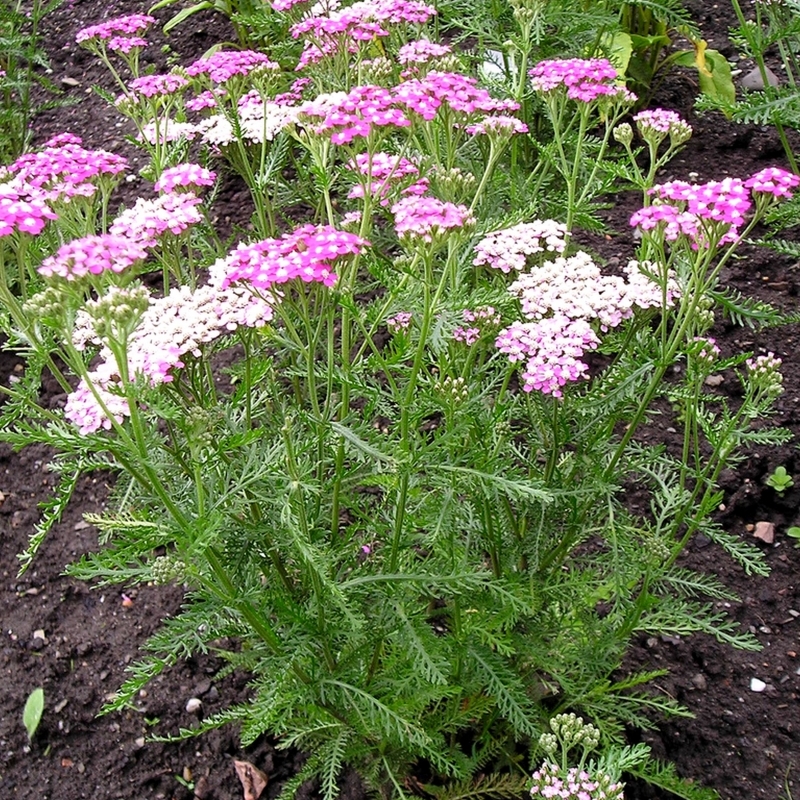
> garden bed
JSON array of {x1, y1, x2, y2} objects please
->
[{"x1": 2, "y1": 1, "x2": 800, "y2": 799}]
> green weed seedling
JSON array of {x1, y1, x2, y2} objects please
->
[
  {"x1": 23, "y1": 687, "x2": 44, "y2": 741},
  {"x1": 766, "y1": 466, "x2": 794, "y2": 494}
]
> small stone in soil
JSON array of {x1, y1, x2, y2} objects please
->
[
  {"x1": 186, "y1": 697, "x2": 203, "y2": 714},
  {"x1": 751, "y1": 678, "x2": 767, "y2": 692}
]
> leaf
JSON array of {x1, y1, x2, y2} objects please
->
[
  {"x1": 23, "y1": 687, "x2": 44, "y2": 741},
  {"x1": 233, "y1": 759, "x2": 269, "y2": 800},
  {"x1": 673, "y1": 43, "x2": 735, "y2": 103}
]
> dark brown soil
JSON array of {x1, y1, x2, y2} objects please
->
[{"x1": 2, "y1": 1, "x2": 800, "y2": 799}]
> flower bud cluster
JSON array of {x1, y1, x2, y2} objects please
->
[
  {"x1": 150, "y1": 554, "x2": 187, "y2": 585},
  {"x1": 454, "y1": 306, "x2": 500, "y2": 345},
  {"x1": 387, "y1": 311, "x2": 412, "y2": 332},
  {"x1": 84, "y1": 285, "x2": 151, "y2": 343},
  {"x1": 473, "y1": 220, "x2": 568, "y2": 273},
  {"x1": 435, "y1": 376, "x2": 468, "y2": 403},
  {"x1": 548, "y1": 712, "x2": 601, "y2": 752},
  {"x1": 689, "y1": 336, "x2": 720, "y2": 366},
  {"x1": 746, "y1": 352, "x2": 784, "y2": 397},
  {"x1": 633, "y1": 108, "x2": 692, "y2": 146}
]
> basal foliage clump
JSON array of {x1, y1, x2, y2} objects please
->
[{"x1": 0, "y1": 3, "x2": 795, "y2": 799}]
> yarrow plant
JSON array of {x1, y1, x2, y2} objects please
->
[{"x1": 1, "y1": 9, "x2": 796, "y2": 800}]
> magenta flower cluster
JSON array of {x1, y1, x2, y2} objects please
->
[
  {"x1": 529, "y1": 58, "x2": 634, "y2": 103},
  {"x1": 290, "y1": 0, "x2": 436, "y2": 67},
  {"x1": 0, "y1": 186, "x2": 58, "y2": 236},
  {"x1": 186, "y1": 51, "x2": 279, "y2": 84},
  {"x1": 298, "y1": 85, "x2": 411, "y2": 145},
  {"x1": 3, "y1": 135, "x2": 127, "y2": 194},
  {"x1": 38, "y1": 234, "x2": 149, "y2": 280},
  {"x1": 223, "y1": 224, "x2": 370, "y2": 291},
  {"x1": 744, "y1": 167, "x2": 800, "y2": 198},
  {"x1": 125, "y1": 73, "x2": 190, "y2": 99},
  {"x1": 76, "y1": 14, "x2": 155, "y2": 43},
  {"x1": 394, "y1": 71, "x2": 520, "y2": 120},
  {"x1": 496, "y1": 316, "x2": 600, "y2": 397},
  {"x1": 629, "y1": 171, "x2": 798, "y2": 246},
  {"x1": 633, "y1": 108, "x2": 691, "y2": 140}
]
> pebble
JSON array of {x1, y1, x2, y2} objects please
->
[
  {"x1": 753, "y1": 521, "x2": 775, "y2": 544},
  {"x1": 185, "y1": 697, "x2": 203, "y2": 714},
  {"x1": 691, "y1": 673, "x2": 707, "y2": 690},
  {"x1": 705, "y1": 374, "x2": 724, "y2": 387},
  {"x1": 750, "y1": 677, "x2": 767, "y2": 692},
  {"x1": 740, "y1": 66, "x2": 780, "y2": 90}
]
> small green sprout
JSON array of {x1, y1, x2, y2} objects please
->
[
  {"x1": 23, "y1": 687, "x2": 44, "y2": 741},
  {"x1": 787, "y1": 527, "x2": 800, "y2": 547},
  {"x1": 766, "y1": 466, "x2": 794, "y2": 494}
]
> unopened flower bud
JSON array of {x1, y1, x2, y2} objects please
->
[{"x1": 613, "y1": 122, "x2": 633, "y2": 146}]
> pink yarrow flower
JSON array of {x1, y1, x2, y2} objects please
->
[
  {"x1": 398, "y1": 38, "x2": 451, "y2": 64},
  {"x1": 529, "y1": 58, "x2": 634, "y2": 103},
  {"x1": 391, "y1": 195, "x2": 475, "y2": 243},
  {"x1": 107, "y1": 36, "x2": 148, "y2": 53},
  {"x1": 38, "y1": 234, "x2": 148, "y2": 279},
  {"x1": 473, "y1": 220, "x2": 568, "y2": 273},
  {"x1": 154, "y1": 164, "x2": 217, "y2": 193},
  {"x1": 109, "y1": 193, "x2": 204, "y2": 247},
  {"x1": 186, "y1": 51, "x2": 279, "y2": 83},
  {"x1": 0, "y1": 186, "x2": 58, "y2": 236},
  {"x1": 298, "y1": 85, "x2": 411, "y2": 144},
  {"x1": 76, "y1": 14, "x2": 155, "y2": 43},
  {"x1": 496, "y1": 315, "x2": 600, "y2": 397},
  {"x1": 124, "y1": 73, "x2": 189, "y2": 99},
  {"x1": 223, "y1": 224, "x2": 369, "y2": 291},
  {"x1": 744, "y1": 167, "x2": 800, "y2": 198}
]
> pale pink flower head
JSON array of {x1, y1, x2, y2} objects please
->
[
  {"x1": 391, "y1": 195, "x2": 475, "y2": 243},
  {"x1": 633, "y1": 108, "x2": 692, "y2": 144},
  {"x1": 398, "y1": 38, "x2": 451, "y2": 65},
  {"x1": 109, "y1": 193, "x2": 204, "y2": 248},
  {"x1": 473, "y1": 220, "x2": 568, "y2": 273},
  {"x1": 38, "y1": 233, "x2": 149, "y2": 280},
  {"x1": 154, "y1": 164, "x2": 217, "y2": 193}
]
